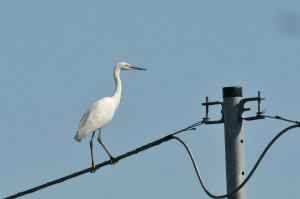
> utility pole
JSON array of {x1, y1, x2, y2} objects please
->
[
  {"x1": 223, "y1": 87, "x2": 246, "y2": 199},
  {"x1": 202, "y1": 86, "x2": 264, "y2": 199}
]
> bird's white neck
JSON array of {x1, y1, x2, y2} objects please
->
[{"x1": 112, "y1": 67, "x2": 122, "y2": 110}]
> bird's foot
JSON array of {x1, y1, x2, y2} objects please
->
[
  {"x1": 109, "y1": 156, "x2": 119, "y2": 165},
  {"x1": 90, "y1": 163, "x2": 100, "y2": 173}
]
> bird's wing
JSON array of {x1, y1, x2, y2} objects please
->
[
  {"x1": 74, "y1": 98, "x2": 115, "y2": 142},
  {"x1": 74, "y1": 102, "x2": 100, "y2": 142}
]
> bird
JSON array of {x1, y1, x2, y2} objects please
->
[{"x1": 74, "y1": 62, "x2": 146, "y2": 172}]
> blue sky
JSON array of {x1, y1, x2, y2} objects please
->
[{"x1": 1, "y1": 0, "x2": 300, "y2": 198}]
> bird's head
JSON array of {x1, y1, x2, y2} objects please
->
[{"x1": 116, "y1": 62, "x2": 146, "y2": 71}]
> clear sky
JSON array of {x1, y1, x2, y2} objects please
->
[{"x1": 1, "y1": 0, "x2": 300, "y2": 199}]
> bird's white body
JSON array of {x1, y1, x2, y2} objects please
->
[
  {"x1": 74, "y1": 62, "x2": 145, "y2": 168},
  {"x1": 75, "y1": 97, "x2": 118, "y2": 142},
  {"x1": 74, "y1": 65, "x2": 122, "y2": 142}
]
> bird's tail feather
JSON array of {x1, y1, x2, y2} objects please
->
[{"x1": 74, "y1": 131, "x2": 84, "y2": 142}]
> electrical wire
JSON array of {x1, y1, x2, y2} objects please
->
[
  {"x1": 4, "y1": 119, "x2": 298, "y2": 199},
  {"x1": 172, "y1": 123, "x2": 300, "y2": 199},
  {"x1": 4, "y1": 120, "x2": 203, "y2": 199},
  {"x1": 263, "y1": 115, "x2": 299, "y2": 124},
  {"x1": 171, "y1": 121, "x2": 204, "y2": 136}
]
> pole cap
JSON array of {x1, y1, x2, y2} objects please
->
[{"x1": 223, "y1": 86, "x2": 242, "y2": 98}]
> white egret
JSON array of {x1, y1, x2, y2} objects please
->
[{"x1": 74, "y1": 62, "x2": 146, "y2": 172}]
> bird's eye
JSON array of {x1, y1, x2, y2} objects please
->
[{"x1": 125, "y1": 64, "x2": 131, "y2": 68}]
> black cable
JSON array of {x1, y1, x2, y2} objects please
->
[
  {"x1": 4, "y1": 120, "x2": 203, "y2": 199},
  {"x1": 172, "y1": 124, "x2": 300, "y2": 199},
  {"x1": 5, "y1": 120, "x2": 298, "y2": 199}
]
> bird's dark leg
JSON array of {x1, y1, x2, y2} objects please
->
[
  {"x1": 97, "y1": 129, "x2": 118, "y2": 165},
  {"x1": 90, "y1": 131, "x2": 97, "y2": 173}
]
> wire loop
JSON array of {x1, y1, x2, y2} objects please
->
[{"x1": 172, "y1": 124, "x2": 299, "y2": 198}]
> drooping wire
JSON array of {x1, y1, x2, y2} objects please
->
[{"x1": 172, "y1": 123, "x2": 300, "y2": 199}]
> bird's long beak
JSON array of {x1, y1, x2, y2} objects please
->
[{"x1": 130, "y1": 66, "x2": 147, "y2": 70}]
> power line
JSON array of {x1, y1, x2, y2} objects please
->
[
  {"x1": 4, "y1": 115, "x2": 299, "y2": 199},
  {"x1": 263, "y1": 114, "x2": 299, "y2": 124},
  {"x1": 4, "y1": 121, "x2": 203, "y2": 199}
]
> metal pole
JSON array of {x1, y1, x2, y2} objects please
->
[{"x1": 223, "y1": 87, "x2": 246, "y2": 199}]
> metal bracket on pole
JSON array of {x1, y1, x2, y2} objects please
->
[
  {"x1": 202, "y1": 96, "x2": 224, "y2": 124},
  {"x1": 238, "y1": 91, "x2": 265, "y2": 121},
  {"x1": 201, "y1": 87, "x2": 267, "y2": 199}
]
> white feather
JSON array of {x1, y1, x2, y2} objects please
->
[
  {"x1": 74, "y1": 62, "x2": 145, "y2": 143},
  {"x1": 74, "y1": 97, "x2": 116, "y2": 142}
]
